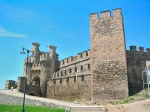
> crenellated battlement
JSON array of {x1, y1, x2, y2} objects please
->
[
  {"x1": 59, "y1": 50, "x2": 90, "y2": 67},
  {"x1": 40, "y1": 53, "x2": 50, "y2": 62},
  {"x1": 129, "y1": 45, "x2": 136, "y2": 52},
  {"x1": 146, "y1": 48, "x2": 150, "y2": 53},
  {"x1": 127, "y1": 45, "x2": 150, "y2": 54},
  {"x1": 9, "y1": 8, "x2": 149, "y2": 103},
  {"x1": 31, "y1": 63, "x2": 41, "y2": 71},
  {"x1": 100, "y1": 10, "x2": 111, "y2": 18},
  {"x1": 90, "y1": 8, "x2": 122, "y2": 19},
  {"x1": 50, "y1": 74, "x2": 90, "y2": 84},
  {"x1": 49, "y1": 45, "x2": 57, "y2": 49}
]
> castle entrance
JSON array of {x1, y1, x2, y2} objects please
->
[{"x1": 32, "y1": 76, "x2": 40, "y2": 86}]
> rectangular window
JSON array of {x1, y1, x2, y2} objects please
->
[
  {"x1": 80, "y1": 53, "x2": 82, "y2": 58},
  {"x1": 71, "y1": 57, "x2": 73, "y2": 61},
  {"x1": 67, "y1": 77, "x2": 69, "y2": 83},
  {"x1": 69, "y1": 68, "x2": 72, "y2": 73},
  {"x1": 75, "y1": 67, "x2": 77, "y2": 72},
  {"x1": 88, "y1": 64, "x2": 90, "y2": 69},
  {"x1": 60, "y1": 79, "x2": 62, "y2": 83},
  {"x1": 86, "y1": 51, "x2": 88, "y2": 56},
  {"x1": 81, "y1": 75, "x2": 84, "y2": 81},
  {"x1": 53, "y1": 80, "x2": 56, "y2": 84},
  {"x1": 74, "y1": 76, "x2": 76, "y2": 82},
  {"x1": 81, "y1": 65, "x2": 83, "y2": 71},
  {"x1": 61, "y1": 71, "x2": 63, "y2": 77}
]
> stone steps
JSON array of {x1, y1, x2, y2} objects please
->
[{"x1": 68, "y1": 106, "x2": 104, "y2": 112}]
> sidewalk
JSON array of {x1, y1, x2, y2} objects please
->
[{"x1": 0, "y1": 89, "x2": 83, "y2": 107}]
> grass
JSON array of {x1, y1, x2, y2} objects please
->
[{"x1": 0, "y1": 104, "x2": 65, "y2": 112}]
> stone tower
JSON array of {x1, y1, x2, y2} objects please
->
[
  {"x1": 90, "y1": 8, "x2": 128, "y2": 101},
  {"x1": 39, "y1": 46, "x2": 58, "y2": 97},
  {"x1": 40, "y1": 53, "x2": 51, "y2": 97},
  {"x1": 49, "y1": 45, "x2": 58, "y2": 73},
  {"x1": 31, "y1": 42, "x2": 40, "y2": 64}
]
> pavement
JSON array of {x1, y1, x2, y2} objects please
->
[{"x1": 0, "y1": 89, "x2": 84, "y2": 107}]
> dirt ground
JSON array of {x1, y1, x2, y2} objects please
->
[{"x1": 105, "y1": 99, "x2": 150, "y2": 112}]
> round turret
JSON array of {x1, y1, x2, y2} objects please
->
[
  {"x1": 49, "y1": 45, "x2": 57, "y2": 58},
  {"x1": 31, "y1": 42, "x2": 40, "y2": 64}
]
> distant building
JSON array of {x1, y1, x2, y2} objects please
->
[{"x1": 5, "y1": 80, "x2": 17, "y2": 90}]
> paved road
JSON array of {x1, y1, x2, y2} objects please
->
[{"x1": 0, "y1": 89, "x2": 84, "y2": 107}]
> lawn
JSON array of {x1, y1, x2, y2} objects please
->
[{"x1": 0, "y1": 104, "x2": 65, "y2": 112}]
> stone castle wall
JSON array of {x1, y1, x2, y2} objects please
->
[
  {"x1": 90, "y1": 8, "x2": 128, "y2": 102},
  {"x1": 46, "y1": 50, "x2": 91, "y2": 101},
  {"x1": 6, "y1": 8, "x2": 150, "y2": 103},
  {"x1": 47, "y1": 74, "x2": 91, "y2": 102},
  {"x1": 5, "y1": 80, "x2": 17, "y2": 89},
  {"x1": 127, "y1": 46, "x2": 150, "y2": 95}
]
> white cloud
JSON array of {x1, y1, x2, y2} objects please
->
[{"x1": 0, "y1": 26, "x2": 27, "y2": 38}]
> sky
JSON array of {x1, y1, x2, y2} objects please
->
[{"x1": 0, "y1": 0, "x2": 150, "y2": 89}]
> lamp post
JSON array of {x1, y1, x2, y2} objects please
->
[{"x1": 20, "y1": 47, "x2": 31, "y2": 112}]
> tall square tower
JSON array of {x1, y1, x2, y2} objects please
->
[{"x1": 90, "y1": 9, "x2": 128, "y2": 101}]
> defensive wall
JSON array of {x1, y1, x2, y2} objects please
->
[
  {"x1": 5, "y1": 8, "x2": 150, "y2": 103},
  {"x1": 127, "y1": 46, "x2": 150, "y2": 95},
  {"x1": 90, "y1": 8, "x2": 128, "y2": 102},
  {"x1": 46, "y1": 45, "x2": 150, "y2": 102},
  {"x1": 47, "y1": 50, "x2": 91, "y2": 101}
]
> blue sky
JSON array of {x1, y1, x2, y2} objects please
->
[{"x1": 0, "y1": 0, "x2": 150, "y2": 89}]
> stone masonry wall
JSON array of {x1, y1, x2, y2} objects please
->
[
  {"x1": 90, "y1": 8, "x2": 128, "y2": 102},
  {"x1": 0, "y1": 93, "x2": 61, "y2": 108},
  {"x1": 47, "y1": 74, "x2": 91, "y2": 102},
  {"x1": 46, "y1": 50, "x2": 91, "y2": 102},
  {"x1": 127, "y1": 46, "x2": 150, "y2": 95},
  {"x1": 11, "y1": 8, "x2": 149, "y2": 104}
]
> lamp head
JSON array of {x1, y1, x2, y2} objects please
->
[{"x1": 20, "y1": 51, "x2": 26, "y2": 54}]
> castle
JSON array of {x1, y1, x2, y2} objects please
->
[{"x1": 5, "y1": 8, "x2": 150, "y2": 103}]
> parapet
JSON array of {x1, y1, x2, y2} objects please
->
[
  {"x1": 128, "y1": 46, "x2": 150, "y2": 54},
  {"x1": 49, "y1": 45, "x2": 57, "y2": 50},
  {"x1": 40, "y1": 53, "x2": 50, "y2": 62},
  {"x1": 31, "y1": 42, "x2": 40, "y2": 52},
  {"x1": 90, "y1": 13, "x2": 98, "y2": 19},
  {"x1": 90, "y1": 8, "x2": 122, "y2": 19},
  {"x1": 32, "y1": 42, "x2": 40, "y2": 46},
  {"x1": 100, "y1": 10, "x2": 111, "y2": 18},
  {"x1": 130, "y1": 46, "x2": 136, "y2": 52},
  {"x1": 59, "y1": 50, "x2": 90, "y2": 67},
  {"x1": 146, "y1": 48, "x2": 150, "y2": 52},
  {"x1": 113, "y1": 8, "x2": 122, "y2": 17},
  {"x1": 139, "y1": 47, "x2": 144, "y2": 53}
]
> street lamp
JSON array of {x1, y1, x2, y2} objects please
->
[{"x1": 20, "y1": 47, "x2": 32, "y2": 112}]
